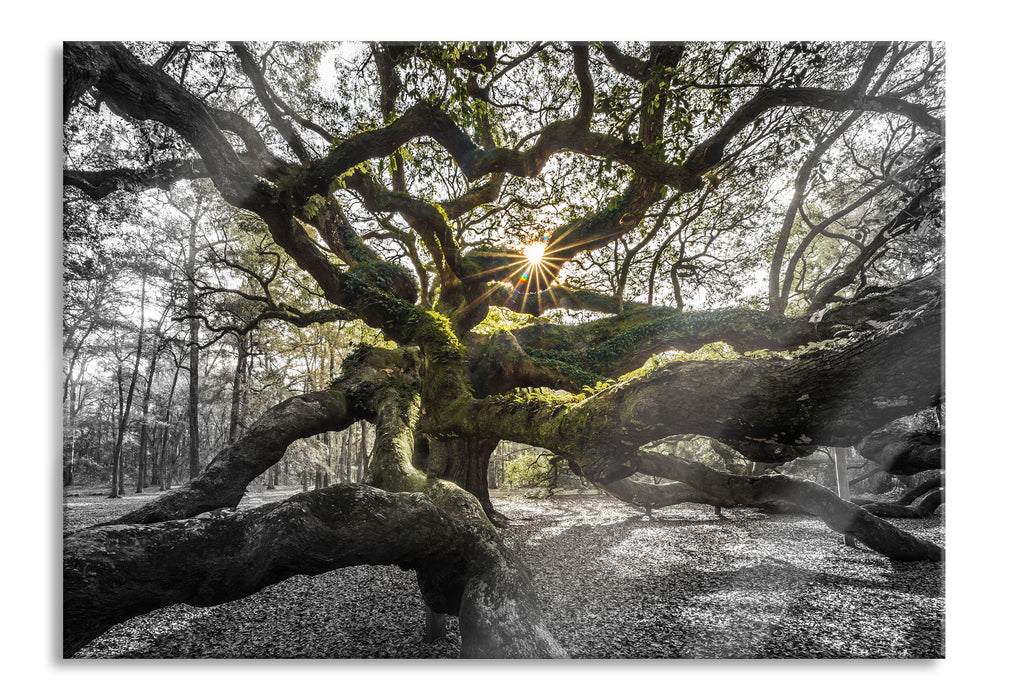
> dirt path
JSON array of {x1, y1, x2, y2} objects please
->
[{"x1": 65, "y1": 489, "x2": 943, "y2": 658}]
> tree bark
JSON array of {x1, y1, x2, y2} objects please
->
[
  {"x1": 65, "y1": 484, "x2": 565, "y2": 659},
  {"x1": 856, "y1": 409, "x2": 943, "y2": 475},
  {"x1": 854, "y1": 475, "x2": 944, "y2": 518},
  {"x1": 228, "y1": 333, "x2": 248, "y2": 443},
  {"x1": 593, "y1": 476, "x2": 735, "y2": 511},
  {"x1": 858, "y1": 488, "x2": 943, "y2": 518},
  {"x1": 423, "y1": 436, "x2": 501, "y2": 524}
]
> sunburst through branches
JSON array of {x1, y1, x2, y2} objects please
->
[
  {"x1": 503, "y1": 230, "x2": 567, "y2": 313},
  {"x1": 524, "y1": 242, "x2": 546, "y2": 266}
]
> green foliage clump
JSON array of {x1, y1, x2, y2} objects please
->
[
  {"x1": 502, "y1": 453, "x2": 554, "y2": 489},
  {"x1": 471, "y1": 306, "x2": 538, "y2": 335},
  {"x1": 489, "y1": 386, "x2": 572, "y2": 413},
  {"x1": 501, "y1": 451, "x2": 579, "y2": 492},
  {"x1": 523, "y1": 347, "x2": 610, "y2": 388}
]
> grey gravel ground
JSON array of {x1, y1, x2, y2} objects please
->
[{"x1": 65, "y1": 487, "x2": 944, "y2": 659}]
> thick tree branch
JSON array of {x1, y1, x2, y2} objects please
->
[
  {"x1": 598, "y1": 42, "x2": 647, "y2": 81},
  {"x1": 106, "y1": 388, "x2": 355, "y2": 524},
  {"x1": 65, "y1": 484, "x2": 566, "y2": 658},
  {"x1": 855, "y1": 410, "x2": 943, "y2": 475},
  {"x1": 633, "y1": 450, "x2": 942, "y2": 561},
  {"x1": 457, "y1": 292, "x2": 941, "y2": 479},
  {"x1": 64, "y1": 161, "x2": 207, "y2": 199},
  {"x1": 107, "y1": 346, "x2": 418, "y2": 525},
  {"x1": 594, "y1": 477, "x2": 733, "y2": 511},
  {"x1": 684, "y1": 85, "x2": 943, "y2": 179},
  {"x1": 510, "y1": 269, "x2": 941, "y2": 378},
  {"x1": 229, "y1": 42, "x2": 313, "y2": 162},
  {"x1": 65, "y1": 42, "x2": 268, "y2": 209}
]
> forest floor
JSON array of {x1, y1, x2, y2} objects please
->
[{"x1": 63, "y1": 485, "x2": 944, "y2": 659}]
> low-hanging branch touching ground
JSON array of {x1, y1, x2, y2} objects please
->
[
  {"x1": 854, "y1": 475, "x2": 944, "y2": 518},
  {"x1": 64, "y1": 484, "x2": 566, "y2": 659},
  {"x1": 107, "y1": 346, "x2": 420, "y2": 526},
  {"x1": 633, "y1": 450, "x2": 942, "y2": 561}
]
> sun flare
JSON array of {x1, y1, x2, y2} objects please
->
[{"x1": 524, "y1": 242, "x2": 546, "y2": 266}]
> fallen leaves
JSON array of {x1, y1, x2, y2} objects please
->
[{"x1": 66, "y1": 489, "x2": 943, "y2": 658}]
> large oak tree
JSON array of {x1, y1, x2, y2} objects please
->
[{"x1": 63, "y1": 41, "x2": 944, "y2": 657}]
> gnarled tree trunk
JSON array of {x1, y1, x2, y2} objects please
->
[{"x1": 423, "y1": 436, "x2": 501, "y2": 524}]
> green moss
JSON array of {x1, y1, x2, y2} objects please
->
[
  {"x1": 522, "y1": 348, "x2": 609, "y2": 388},
  {"x1": 335, "y1": 343, "x2": 376, "y2": 381},
  {"x1": 521, "y1": 306, "x2": 790, "y2": 377},
  {"x1": 405, "y1": 308, "x2": 466, "y2": 363},
  {"x1": 423, "y1": 479, "x2": 494, "y2": 531}
]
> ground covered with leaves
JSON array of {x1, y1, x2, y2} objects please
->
[{"x1": 64, "y1": 486, "x2": 943, "y2": 659}]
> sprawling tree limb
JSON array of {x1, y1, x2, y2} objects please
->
[
  {"x1": 858, "y1": 488, "x2": 943, "y2": 518},
  {"x1": 206, "y1": 106, "x2": 289, "y2": 177},
  {"x1": 64, "y1": 161, "x2": 207, "y2": 198},
  {"x1": 466, "y1": 330, "x2": 601, "y2": 397},
  {"x1": 855, "y1": 409, "x2": 943, "y2": 475},
  {"x1": 633, "y1": 450, "x2": 942, "y2": 561},
  {"x1": 473, "y1": 274, "x2": 942, "y2": 394},
  {"x1": 204, "y1": 306, "x2": 358, "y2": 338},
  {"x1": 508, "y1": 269, "x2": 941, "y2": 379},
  {"x1": 440, "y1": 173, "x2": 506, "y2": 220},
  {"x1": 460, "y1": 293, "x2": 941, "y2": 476},
  {"x1": 852, "y1": 474, "x2": 944, "y2": 518},
  {"x1": 515, "y1": 286, "x2": 652, "y2": 316},
  {"x1": 597, "y1": 42, "x2": 648, "y2": 81},
  {"x1": 683, "y1": 86, "x2": 943, "y2": 180},
  {"x1": 65, "y1": 484, "x2": 566, "y2": 658},
  {"x1": 594, "y1": 477, "x2": 733, "y2": 511},
  {"x1": 229, "y1": 42, "x2": 313, "y2": 162},
  {"x1": 64, "y1": 43, "x2": 269, "y2": 208},
  {"x1": 106, "y1": 389, "x2": 354, "y2": 524},
  {"x1": 109, "y1": 346, "x2": 419, "y2": 525}
]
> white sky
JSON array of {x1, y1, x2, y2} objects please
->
[{"x1": 4, "y1": 2, "x2": 1005, "y2": 696}]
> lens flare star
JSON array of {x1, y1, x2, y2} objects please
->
[{"x1": 524, "y1": 241, "x2": 546, "y2": 266}]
